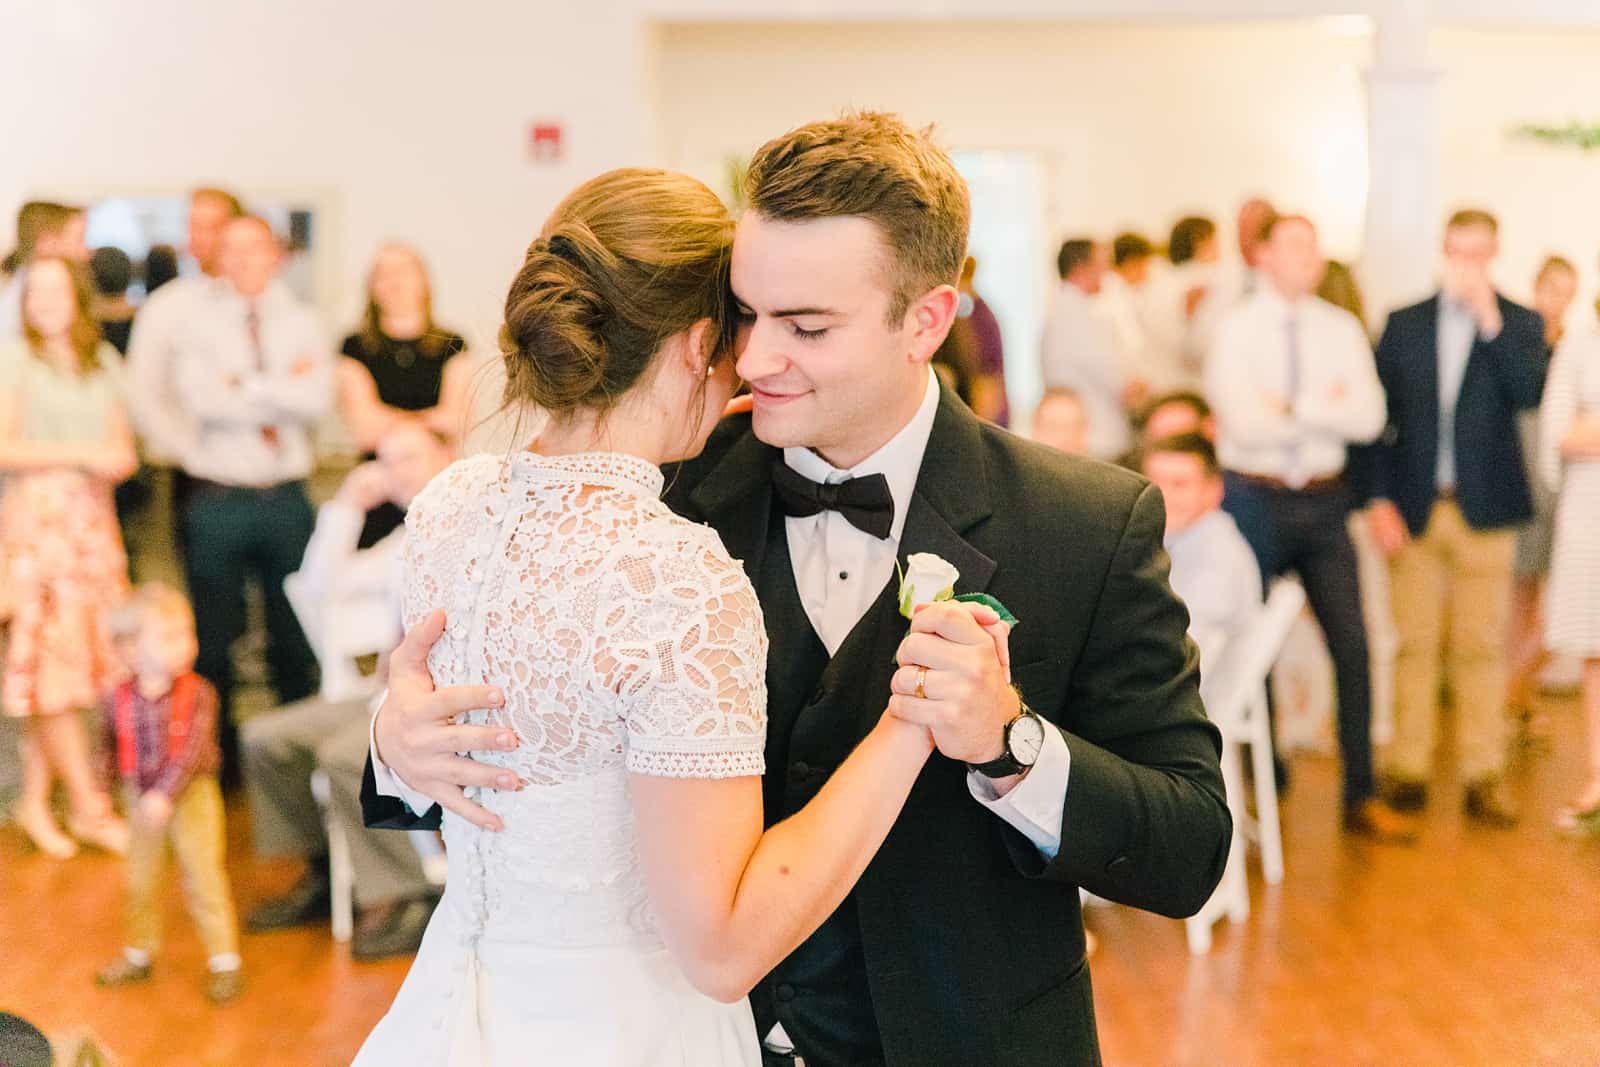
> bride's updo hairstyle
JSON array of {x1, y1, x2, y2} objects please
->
[{"x1": 500, "y1": 168, "x2": 737, "y2": 418}]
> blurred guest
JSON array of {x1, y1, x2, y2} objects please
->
[
  {"x1": 1142, "y1": 432, "x2": 1262, "y2": 693},
  {"x1": 1144, "y1": 215, "x2": 1223, "y2": 392},
  {"x1": 1030, "y1": 386, "x2": 1089, "y2": 456},
  {"x1": 89, "y1": 247, "x2": 138, "y2": 354},
  {"x1": 0, "y1": 201, "x2": 88, "y2": 340},
  {"x1": 243, "y1": 423, "x2": 453, "y2": 959},
  {"x1": 95, "y1": 584, "x2": 242, "y2": 1004},
  {"x1": 126, "y1": 187, "x2": 242, "y2": 471},
  {"x1": 1207, "y1": 214, "x2": 1407, "y2": 842},
  {"x1": 337, "y1": 243, "x2": 469, "y2": 546},
  {"x1": 174, "y1": 215, "x2": 332, "y2": 789},
  {"x1": 1508, "y1": 255, "x2": 1579, "y2": 723},
  {"x1": 1317, "y1": 259, "x2": 1367, "y2": 329},
  {"x1": 1540, "y1": 327, "x2": 1600, "y2": 832},
  {"x1": 1096, "y1": 231, "x2": 1154, "y2": 384},
  {"x1": 930, "y1": 311, "x2": 979, "y2": 408},
  {"x1": 1041, "y1": 238, "x2": 1141, "y2": 459},
  {"x1": 0, "y1": 257, "x2": 135, "y2": 859},
  {"x1": 1236, "y1": 197, "x2": 1277, "y2": 299},
  {"x1": 956, "y1": 255, "x2": 1008, "y2": 425},
  {"x1": 143, "y1": 244, "x2": 180, "y2": 295},
  {"x1": 1365, "y1": 210, "x2": 1545, "y2": 828},
  {"x1": 1119, "y1": 389, "x2": 1216, "y2": 469}
]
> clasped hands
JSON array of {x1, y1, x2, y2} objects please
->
[{"x1": 374, "y1": 599, "x2": 1018, "y2": 833}]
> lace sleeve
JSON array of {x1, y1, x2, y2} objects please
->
[{"x1": 600, "y1": 522, "x2": 768, "y2": 780}]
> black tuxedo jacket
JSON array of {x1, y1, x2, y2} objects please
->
[
  {"x1": 361, "y1": 384, "x2": 1230, "y2": 1066},
  {"x1": 1353, "y1": 293, "x2": 1546, "y2": 535}
]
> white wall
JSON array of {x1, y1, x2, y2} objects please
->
[
  {"x1": 0, "y1": 0, "x2": 656, "y2": 363},
  {"x1": 5, "y1": 1, "x2": 1600, "y2": 371}
]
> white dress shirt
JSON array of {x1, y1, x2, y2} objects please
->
[
  {"x1": 125, "y1": 275, "x2": 220, "y2": 464},
  {"x1": 1206, "y1": 289, "x2": 1386, "y2": 484},
  {"x1": 173, "y1": 279, "x2": 333, "y2": 486},
  {"x1": 374, "y1": 369, "x2": 1073, "y2": 860},
  {"x1": 1040, "y1": 281, "x2": 1130, "y2": 460},
  {"x1": 285, "y1": 497, "x2": 405, "y2": 703},
  {"x1": 1435, "y1": 295, "x2": 1479, "y2": 491},
  {"x1": 1139, "y1": 260, "x2": 1224, "y2": 394},
  {"x1": 1165, "y1": 509, "x2": 1263, "y2": 705},
  {"x1": 1092, "y1": 273, "x2": 1147, "y2": 386}
]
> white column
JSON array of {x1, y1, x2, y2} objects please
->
[{"x1": 1358, "y1": 0, "x2": 1442, "y2": 324}]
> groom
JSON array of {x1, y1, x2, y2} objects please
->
[{"x1": 361, "y1": 112, "x2": 1229, "y2": 1066}]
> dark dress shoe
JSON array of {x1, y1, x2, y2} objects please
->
[
  {"x1": 352, "y1": 895, "x2": 439, "y2": 961},
  {"x1": 1463, "y1": 779, "x2": 1519, "y2": 828},
  {"x1": 1342, "y1": 798, "x2": 1419, "y2": 845},
  {"x1": 1382, "y1": 778, "x2": 1429, "y2": 813},
  {"x1": 206, "y1": 968, "x2": 245, "y2": 1005},
  {"x1": 246, "y1": 871, "x2": 332, "y2": 932}
]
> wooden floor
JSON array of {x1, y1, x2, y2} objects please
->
[{"x1": 4, "y1": 694, "x2": 1599, "y2": 1066}]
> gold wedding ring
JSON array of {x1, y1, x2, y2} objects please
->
[{"x1": 914, "y1": 666, "x2": 928, "y2": 701}]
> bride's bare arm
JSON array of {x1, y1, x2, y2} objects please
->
[{"x1": 629, "y1": 713, "x2": 931, "y2": 1003}]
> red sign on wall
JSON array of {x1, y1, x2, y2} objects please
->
[{"x1": 529, "y1": 122, "x2": 564, "y2": 163}]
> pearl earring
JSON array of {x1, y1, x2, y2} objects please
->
[{"x1": 705, "y1": 365, "x2": 715, "y2": 379}]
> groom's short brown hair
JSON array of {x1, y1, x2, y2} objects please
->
[{"x1": 743, "y1": 111, "x2": 970, "y2": 322}]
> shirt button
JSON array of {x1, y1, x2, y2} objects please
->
[
  {"x1": 776, "y1": 983, "x2": 797, "y2": 1003},
  {"x1": 838, "y1": 570, "x2": 849, "y2": 581}
]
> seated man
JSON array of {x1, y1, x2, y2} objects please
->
[
  {"x1": 241, "y1": 421, "x2": 452, "y2": 960},
  {"x1": 1142, "y1": 432, "x2": 1262, "y2": 695}
]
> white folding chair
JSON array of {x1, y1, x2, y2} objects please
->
[{"x1": 1185, "y1": 579, "x2": 1306, "y2": 955}]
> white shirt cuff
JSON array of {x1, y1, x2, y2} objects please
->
[
  {"x1": 367, "y1": 693, "x2": 436, "y2": 815},
  {"x1": 967, "y1": 720, "x2": 1070, "y2": 860}
]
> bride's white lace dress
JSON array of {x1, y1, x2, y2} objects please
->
[{"x1": 353, "y1": 451, "x2": 768, "y2": 1066}]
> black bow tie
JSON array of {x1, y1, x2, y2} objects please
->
[{"x1": 771, "y1": 460, "x2": 895, "y2": 540}]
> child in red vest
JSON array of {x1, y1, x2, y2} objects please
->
[{"x1": 94, "y1": 583, "x2": 243, "y2": 1004}]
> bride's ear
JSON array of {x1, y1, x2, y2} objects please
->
[{"x1": 676, "y1": 319, "x2": 714, "y2": 379}]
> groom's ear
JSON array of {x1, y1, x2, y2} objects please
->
[{"x1": 905, "y1": 284, "x2": 961, "y2": 366}]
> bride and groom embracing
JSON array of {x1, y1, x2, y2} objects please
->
[{"x1": 352, "y1": 112, "x2": 1230, "y2": 1066}]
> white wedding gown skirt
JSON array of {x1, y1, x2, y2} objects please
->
[{"x1": 353, "y1": 884, "x2": 759, "y2": 1066}]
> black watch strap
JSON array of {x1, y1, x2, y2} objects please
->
[{"x1": 967, "y1": 704, "x2": 1037, "y2": 779}]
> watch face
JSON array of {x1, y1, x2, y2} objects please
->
[{"x1": 1009, "y1": 713, "x2": 1046, "y2": 766}]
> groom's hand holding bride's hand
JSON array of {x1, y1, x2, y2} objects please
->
[
  {"x1": 889, "y1": 601, "x2": 1022, "y2": 785},
  {"x1": 374, "y1": 610, "x2": 524, "y2": 833}
]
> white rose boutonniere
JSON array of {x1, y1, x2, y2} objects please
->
[
  {"x1": 896, "y1": 552, "x2": 1020, "y2": 626},
  {"x1": 897, "y1": 552, "x2": 961, "y2": 618}
]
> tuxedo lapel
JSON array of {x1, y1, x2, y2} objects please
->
[{"x1": 686, "y1": 425, "x2": 779, "y2": 587}]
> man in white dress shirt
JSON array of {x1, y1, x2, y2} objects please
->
[
  {"x1": 125, "y1": 187, "x2": 243, "y2": 467},
  {"x1": 1040, "y1": 238, "x2": 1145, "y2": 460},
  {"x1": 243, "y1": 422, "x2": 452, "y2": 959},
  {"x1": 1206, "y1": 213, "x2": 1415, "y2": 844},
  {"x1": 1093, "y1": 232, "x2": 1155, "y2": 387},
  {"x1": 1142, "y1": 432, "x2": 1262, "y2": 700},
  {"x1": 175, "y1": 215, "x2": 333, "y2": 787}
]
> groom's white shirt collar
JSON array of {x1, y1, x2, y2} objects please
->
[{"x1": 781, "y1": 367, "x2": 941, "y2": 545}]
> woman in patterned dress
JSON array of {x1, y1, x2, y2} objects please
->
[
  {"x1": 0, "y1": 257, "x2": 136, "y2": 858},
  {"x1": 1541, "y1": 328, "x2": 1600, "y2": 832}
]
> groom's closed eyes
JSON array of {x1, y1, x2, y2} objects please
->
[{"x1": 734, "y1": 297, "x2": 842, "y2": 343}]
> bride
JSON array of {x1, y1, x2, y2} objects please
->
[{"x1": 352, "y1": 168, "x2": 998, "y2": 1065}]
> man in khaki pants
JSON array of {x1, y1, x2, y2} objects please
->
[{"x1": 1363, "y1": 210, "x2": 1548, "y2": 826}]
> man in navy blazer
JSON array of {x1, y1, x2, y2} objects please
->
[{"x1": 1359, "y1": 209, "x2": 1545, "y2": 827}]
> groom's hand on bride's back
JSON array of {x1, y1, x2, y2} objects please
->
[{"x1": 375, "y1": 609, "x2": 524, "y2": 833}]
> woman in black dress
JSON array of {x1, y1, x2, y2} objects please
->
[{"x1": 337, "y1": 243, "x2": 471, "y2": 545}]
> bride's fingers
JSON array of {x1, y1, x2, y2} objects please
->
[
  {"x1": 431, "y1": 785, "x2": 504, "y2": 834},
  {"x1": 722, "y1": 393, "x2": 754, "y2": 418}
]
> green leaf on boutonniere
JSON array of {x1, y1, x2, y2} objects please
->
[{"x1": 954, "y1": 592, "x2": 1019, "y2": 627}]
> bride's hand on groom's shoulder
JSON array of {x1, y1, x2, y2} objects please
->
[
  {"x1": 375, "y1": 610, "x2": 525, "y2": 833},
  {"x1": 888, "y1": 601, "x2": 1020, "y2": 766}
]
